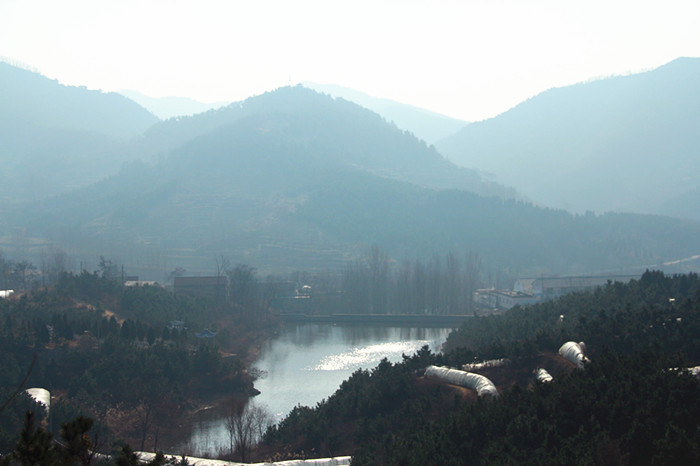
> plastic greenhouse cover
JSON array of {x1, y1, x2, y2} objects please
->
[
  {"x1": 425, "y1": 365, "x2": 498, "y2": 397},
  {"x1": 536, "y1": 368, "x2": 553, "y2": 383},
  {"x1": 558, "y1": 341, "x2": 587, "y2": 368},
  {"x1": 135, "y1": 452, "x2": 351, "y2": 465},
  {"x1": 25, "y1": 388, "x2": 50, "y2": 414},
  {"x1": 462, "y1": 358, "x2": 510, "y2": 371}
]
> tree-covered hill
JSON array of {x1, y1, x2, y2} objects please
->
[
  {"x1": 0, "y1": 62, "x2": 159, "y2": 204},
  {"x1": 261, "y1": 271, "x2": 700, "y2": 464},
  {"x1": 3, "y1": 84, "x2": 700, "y2": 279},
  {"x1": 127, "y1": 86, "x2": 500, "y2": 196},
  {"x1": 0, "y1": 62, "x2": 157, "y2": 140},
  {"x1": 436, "y1": 57, "x2": 700, "y2": 220},
  {"x1": 12, "y1": 98, "x2": 700, "y2": 278},
  {"x1": 0, "y1": 269, "x2": 271, "y2": 453}
]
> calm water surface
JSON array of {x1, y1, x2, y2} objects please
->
[{"x1": 182, "y1": 323, "x2": 453, "y2": 456}]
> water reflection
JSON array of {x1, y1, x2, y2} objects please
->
[
  {"x1": 183, "y1": 323, "x2": 453, "y2": 457},
  {"x1": 257, "y1": 324, "x2": 452, "y2": 416}
]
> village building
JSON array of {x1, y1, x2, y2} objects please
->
[
  {"x1": 195, "y1": 329, "x2": 218, "y2": 339},
  {"x1": 473, "y1": 289, "x2": 540, "y2": 310},
  {"x1": 124, "y1": 280, "x2": 159, "y2": 287},
  {"x1": 476, "y1": 274, "x2": 641, "y2": 310}
]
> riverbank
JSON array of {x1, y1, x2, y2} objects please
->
[
  {"x1": 179, "y1": 323, "x2": 454, "y2": 460},
  {"x1": 112, "y1": 317, "x2": 281, "y2": 455}
]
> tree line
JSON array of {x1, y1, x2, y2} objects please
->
[{"x1": 337, "y1": 247, "x2": 482, "y2": 315}]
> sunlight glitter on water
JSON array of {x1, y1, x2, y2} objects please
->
[
  {"x1": 181, "y1": 325, "x2": 453, "y2": 456},
  {"x1": 307, "y1": 340, "x2": 431, "y2": 371}
]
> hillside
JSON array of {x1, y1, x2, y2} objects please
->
[
  {"x1": 0, "y1": 268, "x2": 273, "y2": 454},
  {"x1": 126, "y1": 86, "x2": 499, "y2": 196},
  {"x1": 0, "y1": 62, "x2": 157, "y2": 139},
  {"x1": 261, "y1": 271, "x2": 700, "y2": 464},
  {"x1": 436, "y1": 57, "x2": 700, "y2": 220},
  {"x1": 7, "y1": 87, "x2": 700, "y2": 279},
  {"x1": 0, "y1": 62, "x2": 159, "y2": 203}
]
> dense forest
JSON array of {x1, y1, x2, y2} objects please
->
[
  {"x1": 0, "y1": 257, "x2": 277, "y2": 458},
  {"x1": 260, "y1": 271, "x2": 700, "y2": 464},
  {"x1": 2, "y1": 257, "x2": 700, "y2": 464}
]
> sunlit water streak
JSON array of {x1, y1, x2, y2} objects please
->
[
  {"x1": 180, "y1": 323, "x2": 453, "y2": 457},
  {"x1": 308, "y1": 340, "x2": 433, "y2": 371}
]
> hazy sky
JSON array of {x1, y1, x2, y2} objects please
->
[{"x1": 1, "y1": 0, "x2": 699, "y2": 121}]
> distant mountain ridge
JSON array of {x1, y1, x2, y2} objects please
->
[
  {"x1": 7, "y1": 86, "x2": 700, "y2": 280},
  {"x1": 303, "y1": 82, "x2": 468, "y2": 144},
  {"x1": 1, "y1": 67, "x2": 699, "y2": 280},
  {"x1": 435, "y1": 57, "x2": 700, "y2": 220},
  {"x1": 0, "y1": 62, "x2": 157, "y2": 139},
  {"x1": 0, "y1": 62, "x2": 159, "y2": 203},
  {"x1": 117, "y1": 89, "x2": 229, "y2": 119},
  {"x1": 127, "y1": 86, "x2": 508, "y2": 197}
]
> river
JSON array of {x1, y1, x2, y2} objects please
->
[{"x1": 180, "y1": 323, "x2": 454, "y2": 457}]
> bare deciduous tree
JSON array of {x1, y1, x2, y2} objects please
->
[
  {"x1": 224, "y1": 401, "x2": 272, "y2": 462},
  {"x1": 215, "y1": 254, "x2": 230, "y2": 278}
]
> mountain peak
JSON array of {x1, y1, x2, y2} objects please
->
[
  {"x1": 0, "y1": 61, "x2": 158, "y2": 140},
  {"x1": 435, "y1": 57, "x2": 700, "y2": 219}
]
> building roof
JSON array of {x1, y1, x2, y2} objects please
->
[
  {"x1": 196, "y1": 329, "x2": 218, "y2": 339},
  {"x1": 124, "y1": 280, "x2": 158, "y2": 287}
]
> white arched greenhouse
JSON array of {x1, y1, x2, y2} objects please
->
[
  {"x1": 424, "y1": 365, "x2": 498, "y2": 397},
  {"x1": 558, "y1": 341, "x2": 589, "y2": 368}
]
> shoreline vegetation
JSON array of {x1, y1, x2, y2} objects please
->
[
  {"x1": 254, "y1": 270, "x2": 700, "y2": 464},
  {"x1": 3, "y1": 266, "x2": 700, "y2": 464},
  {"x1": 0, "y1": 264, "x2": 282, "y2": 459}
]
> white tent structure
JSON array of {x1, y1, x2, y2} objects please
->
[
  {"x1": 462, "y1": 358, "x2": 509, "y2": 371},
  {"x1": 424, "y1": 365, "x2": 498, "y2": 397},
  {"x1": 558, "y1": 341, "x2": 588, "y2": 369},
  {"x1": 669, "y1": 366, "x2": 700, "y2": 378},
  {"x1": 535, "y1": 368, "x2": 553, "y2": 383},
  {"x1": 25, "y1": 388, "x2": 50, "y2": 415}
]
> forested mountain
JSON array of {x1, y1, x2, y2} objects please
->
[
  {"x1": 126, "y1": 86, "x2": 497, "y2": 196},
  {"x1": 0, "y1": 62, "x2": 158, "y2": 204},
  {"x1": 0, "y1": 62, "x2": 157, "y2": 139},
  {"x1": 7, "y1": 87, "x2": 700, "y2": 279},
  {"x1": 302, "y1": 82, "x2": 468, "y2": 144},
  {"x1": 2, "y1": 77, "x2": 699, "y2": 279},
  {"x1": 436, "y1": 57, "x2": 700, "y2": 220}
]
